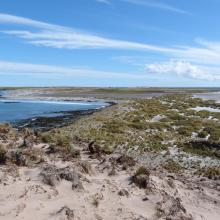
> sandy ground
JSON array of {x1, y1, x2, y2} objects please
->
[{"x1": 0, "y1": 141, "x2": 220, "y2": 220}]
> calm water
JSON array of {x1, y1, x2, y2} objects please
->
[
  {"x1": 194, "y1": 92, "x2": 220, "y2": 102},
  {"x1": 0, "y1": 93, "x2": 107, "y2": 124}
]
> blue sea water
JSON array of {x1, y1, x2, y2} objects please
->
[{"x1": 0, "y1": 92, "x2": 107, "y2": 123}]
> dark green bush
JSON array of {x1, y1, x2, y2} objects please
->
[{"x1": 0, "y1": 145, "x2": 7, "y2": 164}]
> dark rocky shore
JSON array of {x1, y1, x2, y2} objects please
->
[
  {"x1": 12, "y1": 101, "x2": 115, "y2": 131},
  {"x1": 13, "y1": 109, "x2": 100, "y2": 131}
]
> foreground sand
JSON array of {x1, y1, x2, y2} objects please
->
[{"x1": 0, "y1": 139, "x2": 220, "y2": 220}]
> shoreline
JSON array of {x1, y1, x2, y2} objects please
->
[
  {"x1": 0, "y1": 89, "x2": 115, "y2": 131},
  {"x1": 13, "y1": 102, "x2": 116, "y2": 131}
]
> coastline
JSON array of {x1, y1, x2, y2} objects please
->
[
  {"x1": 13, "y1": 103, "x2": 116, "y2": 131},
  {"x1": 0, "y1": 89, "x2": 115, "y2": 131}
]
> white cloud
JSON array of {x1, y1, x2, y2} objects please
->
[
  {"x1": 146, "y1": 60, "x2": 220, "y2": 80},
  {"x1": 0, "y1": 13, "x2": 56, "y2": 29},
  {"x1": 0, "y1": 15, "x2": 176, "y2": 52},
  {"x1": 0, "y1": 60, "x2": 146, "y2": 79}
]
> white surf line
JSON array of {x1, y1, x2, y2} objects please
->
[{"x1": 0, "y1": 99, "x2": 106, "y2": 106}]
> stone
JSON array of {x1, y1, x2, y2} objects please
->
[{"x1": 118, "y1": 189, "x2": 129, "y2": 197}]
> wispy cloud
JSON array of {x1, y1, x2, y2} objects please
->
[
  {"x1": 122, "y1": 0, "x2": 189, "y2": 14},
  {"x1": 0, "y1": 13, "x2": 56, "y2": 29},
  {"x1": 0, "y1": 13, "x2": 175, "y2": 51},
  {"x1": 0, "y1": 60, "x2": 147, "y2": 79},
  {"x1": 1, "y1": 29, "x2": 175, "y2": 52},
  {"x1": 1, "y1": 13, "x2": 220, "y2": 81},
  {"x1": 99, "y1": 0, "x2": 189, "y2": 14}
]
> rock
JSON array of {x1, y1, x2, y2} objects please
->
[
  {"x1": 45, "y1": 145, "x2": 56, "y2": 154},
  {"x1": 88, "y1": 141, "x2": 101, "y2": 154},
  {"x1": 88, "y1": 141, "x2": 96, "y2": 154},
  {"x1": 56, "y1": 206, "x2": 74, "y2": 220},
  {"x1": 118, "y1": 189, "x2": 129, "y2": 197}
]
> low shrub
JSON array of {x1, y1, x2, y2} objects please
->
[
  {"x1": 135, "y1": 166, "x2": 150, "y2": 176},
  {"x1": 163, "y1": 159, "x2": 183, "y2": 173},
  {"x1": 181, "y1": 141, "x2": 220, "y2": 158},
  {"x1": 177, "y1": 127, "x2": 193, "y2": 137},
  {"x1": 132, "y1": 166, "x2": 150, "y2": 189},
  {"x1": 196, "y1": 167, "x2": 220, "y2": 180},
  {"x1": 41, "y1": 133, "x2": 54, "y2": 143},
  {"x1": 0, "y1": 144, "x2": 6, "y2": 164},
  {"x1": 198, "y1": 130, "x2": 208, "y2": 138}
]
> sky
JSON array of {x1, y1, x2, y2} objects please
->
[{"x1": 0, "y1": 0, "x2": 220, "y2": 87}]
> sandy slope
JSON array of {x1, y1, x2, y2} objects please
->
[{"x1": 0, "y1": 142, "x2": 220, "y2": 220}]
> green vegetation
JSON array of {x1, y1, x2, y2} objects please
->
[
  {"x1": 198, "y1": 130, "x2": 208, "y2": 138},
  {"x1": 180, "y1": 141, "x2": 220, "y2": 158},
  {"x1": 134, "y1": 166, "x2": 150, "y2": 177},
  {"x1": 41, "y1": 133, "x2": 54, "y2": 143},
  {"x1": 45, "y1": 94, "x2": 220, "y2": 162},
  {"x1": 41, "y1": 130, "x2": 80, "y2": 158},
  {"x1": 196, "y1": 167, "x2": 220, "y2": 180},
  {"x1": 0, "y1": 144, "x2": 6, "y2": 164},
  {"x1": 163, "y1": 159, "x2": 184, "y2": 173}
]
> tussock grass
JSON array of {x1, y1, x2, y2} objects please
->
[
  {"x1": 0, "y1": 144, "x2": 6, "y2": 164},
  {"x1": 163, "y1": 159, "x2": 184, "y2": 173}
]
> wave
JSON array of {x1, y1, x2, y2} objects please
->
[{"x1": 0, "y1": 99, "x2": 106, "y2": 106}]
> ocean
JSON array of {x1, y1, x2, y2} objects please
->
[{"x1": 0, "y1": 92, "x2": 107, "y2": 125}]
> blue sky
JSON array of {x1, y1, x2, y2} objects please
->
[{"x1": 0, "y1": 0, "x2": 220, "y2": 87}]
